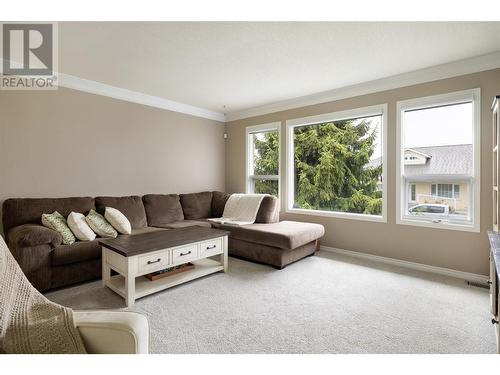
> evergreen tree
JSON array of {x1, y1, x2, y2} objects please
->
[
  {"x1": 252, "y1": 131, "x2": 280, "y2": 196},
  {"x1": 252, "y1": 119, "x2": 382, "y2": 215}
]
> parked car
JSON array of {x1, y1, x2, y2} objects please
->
[{"x1": 408, "y1": 204, "x2": 449, "y2": 217}]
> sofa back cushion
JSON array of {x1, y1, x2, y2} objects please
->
[
  {"x1": 255, "y1": 195, "x2": 279, "y2": 223},
  {"x1": 179, "y1": 191, "x2": 213, "y2": 219},
  {"x1": 211, "y1": 191, "x2": 231, "y2": 218},
  {"x1": 2, "y1": 197, "x2": 95, "y2": 234},
  {"x1": 95, "y1": 196, "x2": 147, "y2": 229},
  {"x1": 143, "y1": 194, "x2": 184, "y2": 226}
]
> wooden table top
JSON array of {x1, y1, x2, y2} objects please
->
[{"x1": 99, "y1": 226, "x2": 229, "y2": 257}]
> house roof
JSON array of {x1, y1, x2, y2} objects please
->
[
  {"x1": 369, "y1": 144, "x2": 473, "y2": 176},
  {"x1": 404, "y1": 148, "x2": 431, "y2": 159}
]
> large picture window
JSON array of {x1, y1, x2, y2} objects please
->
[
  {"x1": 246, "y1": 122, "x2": 280, "y2": 196},
  {"x1": 397, "y1": 89, "x2": 480, "y2": 232},
  {"x1": 286, "y1": 105, "x2": 387, "y2": 222}
]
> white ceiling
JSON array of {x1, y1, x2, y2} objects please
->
[{"x1": 59, "y1": 22, "x2": 500, "y2": 117}]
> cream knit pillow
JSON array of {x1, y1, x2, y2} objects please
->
[
  {"x1": 67, "y1": 212, "x2": 96, "y2": 241},
  {"x1": 104, "y1": 207, "x2": 132, "y2": 235}
]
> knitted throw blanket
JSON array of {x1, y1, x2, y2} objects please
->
[
  {"x1": 0, "y1": 236, "x2": 86, "y2": 354},
  {"x1": 208, "y1": 193, "x2": 266, "y2": 226}
]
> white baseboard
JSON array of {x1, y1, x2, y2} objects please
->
[{"x1": 320, "y1": 245, "x2": 489, "y2": 285}]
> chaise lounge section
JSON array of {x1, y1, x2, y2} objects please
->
[
  {"x1": 215, "y1": 221, "x2": 325, "y2": 269},
  {"x1": 2, "y1": 191, "x2": 324, "y2": 291}
]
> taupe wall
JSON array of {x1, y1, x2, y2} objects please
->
[
  {"x1": 226, "y1": 68, "x2": 500, "y2": 275},
  {"x1": 0, "y1": 87, "x2": 226, "y2": 233},
  {"x1": 2, "y1": 69, "x2": 499, "y2": 275}
]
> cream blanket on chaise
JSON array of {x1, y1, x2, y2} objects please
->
[
  {"x1": 0, "y1": 235, "x2": 86, "y2": 354},
  {"x1": 208, "y1": 193, "x2": 266, "y2": 226}
]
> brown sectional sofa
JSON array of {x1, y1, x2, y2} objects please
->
[{"x1": 2, "y1": 192, "x2": 324, "y2": 292}]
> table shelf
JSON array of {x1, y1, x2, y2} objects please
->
[{"x1": 106, "y1": 258, "x2": 224, "y2": 300}]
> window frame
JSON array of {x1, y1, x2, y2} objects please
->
[
  {"x1": 285, "y1": 104, "x2": 388, "y2": 223},
  {"x1": 245, "y1": 122, "x2": 281, "y2": 197},
  {"x1": 396, "y1": 88, "x2": 481, "y2": 232}
]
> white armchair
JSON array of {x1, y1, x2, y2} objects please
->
[
  {"x1": 0, "y1": 234, "x2": 149, "y2": 354},
  {"x1": 74, "y1": 310, "x2": 149, "y2": 354}
]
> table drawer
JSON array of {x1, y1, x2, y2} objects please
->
[
  {"x1": 138, "y1": 250, "x2": 169, "y2": 274},
  {"x1": 199, "y1": 238, "x2": 223, "y2": 257},
  {"x1": 172, "y1": 244, "x2": 198, "y2": 264}
]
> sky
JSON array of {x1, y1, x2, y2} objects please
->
[
  {"x1": 403, "y1": 102, "x2": 473, "y2": 148},
  {"x1": 364, "y1": 101, "x2": 472, "y2": 161}
]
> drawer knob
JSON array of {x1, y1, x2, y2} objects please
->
[
  {"x1": 206, "y1": 245, "x2": 217, "y2": 250},
  {"x1": 147, "y1": 258, "x2": 161, "y2": 264},
  {"x1": 180, "y1": 251, "x2": 192, "y2": 256},
  {"x1": 492, "y1": 318, "x2": 498, "y2": 325}
]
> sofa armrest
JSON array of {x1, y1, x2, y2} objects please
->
[
  {"x1": 5, "y1": 224, "x2": 61, "y2": 291},
  {"x1": 8, "y1": 224, "x2": 62, "y2": 247},
  {"x1": 73, "y1": 311, "x2": 149, "y2": 354}
]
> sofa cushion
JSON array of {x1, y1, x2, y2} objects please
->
[
  {"x1": 95, "y1": 196, "x2": 147, "y2": 229},
  {"x1": 2, "y1": 197, "x2": 95, "y2": 234},
  {"x1": 255, "y1": 195, "x2": 279, "y2": 223},
  {"x1": 51, "y1": 240, "x2": 101, "y2": 266},
  {"x1": 154, "y1": 220, "x2": 211, "y2": 229},
  {"x1": 216, "y1": 220, "x2": 324, "y2": 250},
  {"x1": 143, "y1": 194, "x2": 184, "y2": 226},
  {"x1": 211, "y1": 191, "x2": 231, "y2": 218},
  {"x1": 179, "y1": 191, "x2": 213, "y2": 219}
]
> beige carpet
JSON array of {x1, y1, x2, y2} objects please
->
[{"x1": 46, "y1": 251, "x2": 496, "y2": 353}]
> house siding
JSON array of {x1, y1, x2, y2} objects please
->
[{"x1": 410, "y1": 182, "x2": 469, "y2": 213}]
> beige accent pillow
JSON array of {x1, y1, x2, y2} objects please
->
[
  {"x1": 67, "y1": 212, "x2": 96, "y2": 241},
  {"x1": 41, "y1": 211, "x2": 76, "y2": 245},
  {"x1": 104, "y1": 207, "x2": 132, "y2": 235},
  {"x1": 85, "y1": 209, "x2": 118, "y2": 238}
]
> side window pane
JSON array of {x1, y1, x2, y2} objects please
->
[
  {"x1": 248, "y1": 126, "x2": 280, "y2": 197},
  {"x1": 254, "y1": 180, "x2": 279, "y2": 195},
  {"x1": 410, "y1": 184, "x2": 416, "y2": 201},
  {"x1": 402, "y1": 101, "x2": 473, "y2": 223},
  {"x1": 454, "y1": 184, "x2": 460, "y2": 199},
  {"x1": 252, "y1": 131, "x2": 279, "y2": 176}
]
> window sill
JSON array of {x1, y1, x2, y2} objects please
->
[
  {"x1": 397, "y1": 217, "x2": 479, "y2": 233},
  {"x1": 285, "y1": 208, "x2": 387, "y2": 223}
]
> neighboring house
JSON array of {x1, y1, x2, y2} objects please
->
[{"x1": 370, "y1": 144, "x2": 472, "y2": 214}]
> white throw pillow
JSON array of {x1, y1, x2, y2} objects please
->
[
  {"x1": 105, "y1": 207, "x2": 132, "y2": 235},
  {"x1": 67, "y1": 212, "x2": 96, "y2": 241}
]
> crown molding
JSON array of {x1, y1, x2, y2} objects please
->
[
  {"x1": 3, "y1": 51, "x2": 499, "y2": 124},
  {"x1": 0, "y1": 58, "x2": 225, "y2": 122},
  {"x1": 57, "y1": 73, "x2": 226, "y2": 122},
  {"x1": 225, "y1": 51, "x2": 500, "y2": 122}
]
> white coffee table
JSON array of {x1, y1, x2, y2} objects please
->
[{"x1": 99, "y1": 226, "x2": 229, "y2": 307}]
